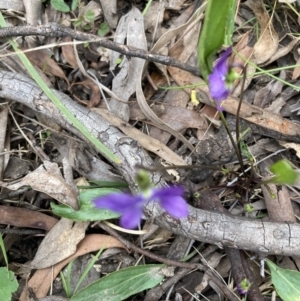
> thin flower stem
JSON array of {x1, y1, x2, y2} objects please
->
[
  {"x1": 235, "y1": 64, "x2": 248, "y2": 174},
  {"x1": 219, "y1": 111, "x2": 245, "y2": 173}
]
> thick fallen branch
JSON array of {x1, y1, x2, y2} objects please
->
[
  {"x1": 0, "y1": 23, "x2": 201, "y2": 76},
  {"x1": 1, "y1": 70, "x2": 300, "y2": 256}
]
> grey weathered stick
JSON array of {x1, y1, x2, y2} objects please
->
[
  {"x1": 0, "y1": 23, "x2": 201, "y2": 76},
  {"x1": 1, "y1": 70, "x2": 300, "y2": 256}
]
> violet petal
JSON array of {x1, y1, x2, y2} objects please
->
[
  {"x1": 160, "y1": 195, "x2": 189, "y2": 218},
  {"x1": 151, "y1": 186, "x2": 184, "y2": 199},
  {"x1": 209, "y1": 73, "x2": 230, "y2": 104},
  {"x1": 208, "y1": 47, "x2": 232, "y2": 104},
  {"x1": 151, "y1": 186, "x2": 188, "y2": 218},
  {"x1": 120, "y1": 207, "x2": 143, "y2": 229},
  {"x1": 94, "y1": 193, "x2": 144, "y2": 213}
]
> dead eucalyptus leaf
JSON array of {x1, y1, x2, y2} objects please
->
[
  {"x1": 61, "y1": 36, "x2": 78, "y2": 68},
  {"x1": 0, "y1": 206, "x2": 58, "y2": 230},
  {"x1": 20, "y1": 234, "x2": 126, "y2": 301},
  {"x1": 30, "y1": 218, "x2": 88, "y2": 269},
  {"x1": 25, "y1": 49, "x2": 68, "y2": 81},
  {"x1": 244, "y1": 0, "x2": 279, "y2": 64}
]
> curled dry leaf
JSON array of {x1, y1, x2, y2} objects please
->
[
  {"x1": 20, "y1": 234, "x2": 126, "y2": 301},
  {"x1": 2, "y1": 161, "x2": 78, "y2": 209},
  {"x1": 109, "y1": 6, "x2": 147, "y2": 121}
]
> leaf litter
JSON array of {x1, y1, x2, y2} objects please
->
[{"x1": 1, "y1": 1, "x2": 300, "y2": 301}]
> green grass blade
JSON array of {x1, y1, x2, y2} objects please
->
[
  {"x1": 0, "y1": 234, "x2": 8, "y2": 267},
  {"x1": 73, "y1": 247, "x2": 104, "y2": 295}
]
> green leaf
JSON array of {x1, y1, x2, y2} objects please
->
[
  {"x1": 71, "y1": 264, "x2": 165, "y2": 301},
  {"x1": 51, "y1": 188, "x2": 121, "y2": 221},
  {"x1": 0, "y1": 267, "x2": 19, "y2": 301},
  {"x1": 267, "y1": 260, "x2": 300, "y2": 301},
  {"x1": 50, "y1": 0, "x2": 70, "y2": 12},
  {"x1": 224, "y1": 0, "x2": 237, "y2": 46},
  {"x1": 198, "y1": 0, "x2": 235, "y2": 81},
  {"x1": 97, "y1": 22, "x2": 110, "y2": 37},
  {"x1": 87, "y1": 180, "x2": 128, "y2": 188},
  {"x1": 269, "y1": 160, "x2": 298, "y2": 185},
  {"x1": 82, "y1": 24, "x2": 91, "y2": 31},
  {"x1": 71, "y1": 0, "x2": 79, "y2": 11},
  {"x1": 73, "y1": 18, "x2": 83, "y2": 27},
  {"x1": 84, "y1": 10, "x2": 95, "y2": 22}
]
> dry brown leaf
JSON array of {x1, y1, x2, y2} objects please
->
[
  {"x1": 20, "y1": 234, "x2": 126, "y2": 301},
  {"x1": 25, "y1": 49, "x2": 68, "y2": 81},
  {"x1": 2, "y1": 161, "x2": 78, "y2": 209},
  {"x1": 143, "y1": 1, "x2": 164, "y2": 32},
  {"x1": 263, "y1": 37, "x2": 299, "y2": 66},
  {"x1": 159, "y1": 106, "x2": 207, "y2": 131},
  {"x1": 61, "y1": 36, "x2": 78, "y2": 68},
  {"x1": 244, "y1": 0, "x2": 279, "y2": 64},
  {"x1": 0, "y1": 206, "x2": 58, "y2": 230},
  {"x1": 30, "y1": 218, "x2": 88, "y2": 269},
  {"x1": 253, "y1": 71, "x2": 285, "y2": 108}
]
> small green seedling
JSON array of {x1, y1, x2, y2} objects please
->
[
  {"x1": 0, "y1": 234, "x2": 19, "y2": 301},
  {"x1": 267, "y1": 160, "x2": 298, "y2": 185},
  {"x1": 98, "y1": 22, "x2": 110, "y2": 37}
]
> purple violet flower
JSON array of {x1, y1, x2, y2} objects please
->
[
  {"x1": 208, "y1": 47, "x2": 233, "y2": 111},
  {"x1": 93, "y1": 186, "x2": 189, "y2": 229}
]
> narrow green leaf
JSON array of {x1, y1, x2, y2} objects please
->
[
  {"x1": 269, "y1": 160, "x2": 298, "y2": 185},
  {"x1": 74, "y1": 248, "x2": 104, "y2": 295},
  {"x1": 71, "y1": 0, "x2": 79, "y2": 11},
  {"x1": 267, "y1": 260, "x2": 300, "y2": 301},
  {"x1": 198, "y1": 0, "x2": 235, "y2": 81},
  {"x1": 51, "y1": 188, "x2": 121, "y2": 221},
  {"x1": 224, "y1": 0, "x2": 237, "y2": 46},
  {"x1": 0, "y1": 234, "x2": 8, "y2": 267},
  {"x1": 0, "y1": 267, "x2": 19, "y2": 301},
  {"x1": 0, "y1": 13, "x2": 122, "y2": 164},
  {"x1": 50, "y1": 0, "x2": 70, "y2": 12},
  {"x1": 71, "y1": 265, "x2": 165, "y2": 301}
]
